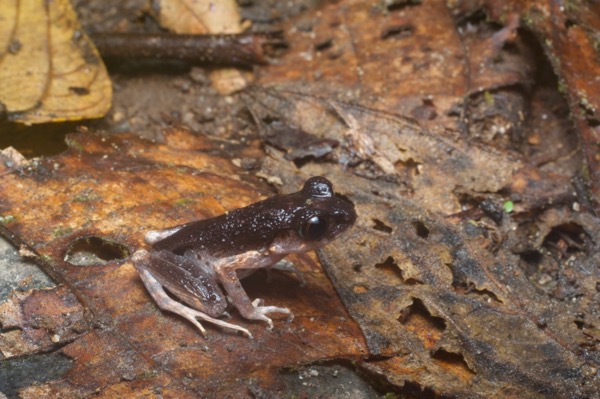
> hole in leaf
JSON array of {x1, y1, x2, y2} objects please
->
[
  {"x1": 542, "y1": 222, "x2": 589, "y2": 257},
  {"x1": 452, "y1": 282, "x2": 501, "y2": 303},
  {"x1": 371, "y1": 218, "x2": 393, "y2": 234},
  {"x1": 68, "y1": 86, "x2": 90, "y2": 95},
  {"x1": 64, "y1": 236, "x2": 130, "y2": 266},
  {"x1": 571, "y1": 318, "x2": 598, "y2": 350},
  {"x1": 314, "y1": 38, "x2": 333, "y2": 51},
  {"x1": 565, "y1": 18, "x2": 576, "y2": 29},
  {"x1": 518, "y1": 250, "x2": 543, "y2": 276},
  {"x1": 401, "y1": 381, "x2": 437, "y2": 399},
  {"x1": 411, "y1": 100, "x2": 437, "y2": 121},
  {"x1": 519, "y1": 249, "x2": 543, "y2": 265},
  {"x1": 586, "y1": 117, "x2": 600, "y2": 129},
  {"x1": 380, "y1": 24, "x2": 414, "y2": 40},
  {"x1": 412, "y1": 220, "x2": 430, "y2": 238},
  {"x1": 573, "y1": 313, "x2": 587, "y2": 331},
  {"x1": 535, "y1": 317, "x2": 548, "y2": 329},
  {"x1": 394, "y1": 158, "x2": 421, "y2": 180},
  {"x1": 432, "y1": 349, "x2": 476, "y2": 380},
  {"x1": 374, "y1": 256, "x2": 403, "y2": 282},
  {"x1": 0, "y1": 122, "x2": 74, "y2": 157},
  {"x1": 385, "y1": 0, "x2": 422, "y2": 12},
  {"x1": 398, "y1": 298, "x2": 445, "y2": 348},
  {"x1": 456, "y1": 192, "x2": 479, "y2": 213}
]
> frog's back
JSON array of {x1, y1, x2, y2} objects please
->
[{"x1": 150, "y1": 195, "x2": 299, "y2": 257}]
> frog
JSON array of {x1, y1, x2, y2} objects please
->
[{"x1": 132, "y1": 176, "x2": 356, "y2": 338}]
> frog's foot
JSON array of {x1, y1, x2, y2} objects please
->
[
  {"x1": 250, "y1": 298, "x2": 294, "y2": 329},
  {"x1": 166, "y1": 299, "x2": 253, "y2": 338},
  {"x1": 136, "y1": 265, "x2": 253, "y2": 338}
]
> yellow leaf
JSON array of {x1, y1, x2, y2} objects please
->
[
  {"x1": 158, "y1": 0, "x2": 248, "y2": 95},
  {"x1": 0, "y1": 0, "x2": 112, "y2": 124}
]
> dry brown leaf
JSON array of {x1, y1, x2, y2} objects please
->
[
  {"x1": 256, "y1": 0, "x2": 599, "y2": 212},
  {"x1": 158, "y1": 0, "x2": 249, "y2": 94},
  {"x1": 0, "y1": 0, "x2": 112, "y2": 124},
  {"x1": 246, "y1": 88, "x2": 521, "y2": 215},
  {"x1": 256, "y1": 0, "x2": 530, "y2": 140},
  {"x1": 257, "y1": 144, "x2": 599, "y2": 398},
  {"x1": 479, "y1": 0, "x2": 600, "y2": 215}
]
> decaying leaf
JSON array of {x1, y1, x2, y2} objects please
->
[
  {"x1": 240, "y1": 0, "x2": 600, "y2": 396},
  {"x1": 2, "y1": 0, "x2": 600, "y2": 397},
  {"x1": 158, "y1": 0, "x2": 249, "y2": 94},
  {"x1": 0, "y1": 129, "x2": 367, "y2": 397},
  {"x1": 246, "y1": 87, "x2": 521, "y2": 215},
  {"x1": 0, "y1": 286, "x2": 86, "y2": 359},
  {"x1": 0, "y1": 0, "x2": 112, "y2": 124},
  {"x1": 479, "y1": 0, "x2": 600, "y2": 215},
  {"x1": 256, "y1": 139, "x2": 599, "y2": 398},
  {"x1": 256, "y1": 0, "x2": 600, "y2": 214}
]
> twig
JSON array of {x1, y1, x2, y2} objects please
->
[{"x1": 91, "y1": 32, "x2": 285, "y2": 66}]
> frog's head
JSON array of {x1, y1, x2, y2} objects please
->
[
  {"x1": 267, "y1": 176, "x2": 356, "y2": 255},
  {"x1": 296, "y1": 176, "x2": 356, "y2": 245}
]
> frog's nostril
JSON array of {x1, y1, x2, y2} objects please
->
[{"x1": 64, "y1": 236, "x2": 130, "y2": 266}]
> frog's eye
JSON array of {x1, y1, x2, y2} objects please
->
[{"x1": 301, "y1": 215, "x2": 330, "y2": 241}]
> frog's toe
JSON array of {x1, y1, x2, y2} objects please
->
[
  {"x1": 179, "y1": 310, "x2": 208, "y2": 336},
  {"x1": 286, "y1": 312, "x2": 294, "y2": 323},
  {"x1": 160, "y1": 298, "x2": 253, "y2": 338},
  {"x1": 251, "y1": 298, "x2": 264, "y2": 307},
  {"x1": 249, "y1": 300, "x2": 292, "y2": 329}
]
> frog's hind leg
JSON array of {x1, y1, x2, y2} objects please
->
[{"x1": 133, "y1": 250, "x2": 253, "y2": 338}]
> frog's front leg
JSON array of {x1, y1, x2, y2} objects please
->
[
  {"x1": 132, "y1": 249, "x2": 252, "y2": 337},
  {"x1": 214, "y1": 250, "x2": 292, "y2": 329}
]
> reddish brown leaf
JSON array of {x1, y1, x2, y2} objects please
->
[{"x1": 0, "y1": 129, "x2": 367, "y2": 397}]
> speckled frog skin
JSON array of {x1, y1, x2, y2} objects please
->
[{"x1": 132, "y1": 177, "x2": 356, "y2": 337}]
